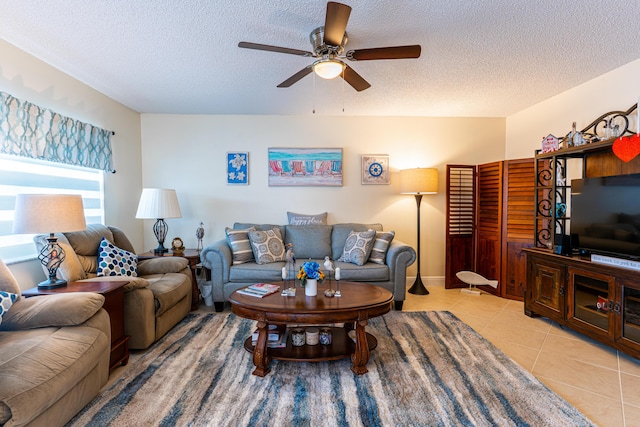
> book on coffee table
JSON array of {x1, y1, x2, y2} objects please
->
[
  {"x1": 236, "y1": 283, "x2": 280, "y2": 298},
  {"x1": 252, "y1": 325, "x2": 288, "y2": 348},
  {"x1": 251, "y1": 324, "x2": 284, "y2": 341}
]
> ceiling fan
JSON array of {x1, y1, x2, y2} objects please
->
[{"x1": 238, "y1": 1, "x2": 421, "y2": 92}]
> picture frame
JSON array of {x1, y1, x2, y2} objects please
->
[
  {"x1": 227, "y1": 152, "x2": 248, "y2": 185},
  {"x1": 268, "y1": 148, "x2": 343, "y2": 187},
  {"x1": 361, "y1": 154, "x2": 390, "y2": 185}
]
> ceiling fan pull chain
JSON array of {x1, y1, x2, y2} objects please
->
[
  {"x1": 341, "y1": 75, "x2": 344, "y2": 112},
  {"x1": 313, "y1": 72, "x2": 316, "y2": 114}
]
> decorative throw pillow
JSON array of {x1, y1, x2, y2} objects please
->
[
  {"x1": 248, "y1": 228, "x2": 286, "y2": 264},
  {"x1": 284, "y1": 225, "x2": 332, "y2": 259},
  {"x1": 339, "y1": 229, "x2": 376, "y2": 266},
  {"x1": 225, "y1": 227, "x2": 256, "y2": 265},
  {"x1": 97, "y1": 237, "x2": 138, "y2": 277},
  {"x1": 369, "y1": 231, "x2": 395, "y2": 265},
  {"x1": 287, "y1": 211, "x2": 328, "y2": 226},
  {"x1": 0, "y1": 291, "x2": 18, "y2": 326}
]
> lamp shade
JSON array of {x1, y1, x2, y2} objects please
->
[
  {"x1": 399, "y1": 168, "x2": 439, "y2": 195},
  {"x1": 12, "y1": 194, "x2": 86, "y2": 234},
  {"x1": 313, "y1": 59, "x2": 345, "y2": 79},
  {"x1": 135, "y1": 188, "x2": 182, "y2": 219}
]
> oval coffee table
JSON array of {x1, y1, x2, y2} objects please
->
[{"x1": 229, "y1": 281, "x2": 393, "y2": 377}]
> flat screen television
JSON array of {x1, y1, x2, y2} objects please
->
[{"x1": 571, "y1": 173, "x2": 640, "y2": 260}]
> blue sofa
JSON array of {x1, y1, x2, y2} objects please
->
[{"x1": 199, "y1": 222, "x2": 416, "y2": 311}]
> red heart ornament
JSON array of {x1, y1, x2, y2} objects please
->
[{"x1": 613, "y1": 134, "x2": 640, "y2": 162}]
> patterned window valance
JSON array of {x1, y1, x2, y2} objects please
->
[{"x1": 0, "y1": 91, "x2": 114, "y2": 172}]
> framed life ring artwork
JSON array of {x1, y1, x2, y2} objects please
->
[{"x1": 361, "y1": 154, "x2": 390, "y2": 185}]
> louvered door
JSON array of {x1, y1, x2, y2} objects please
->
[
  {"x1": 501, "y1": 158, "x2": 535, "y2": 299},
  {"x1": 445, "y1": 159, "x2": 534, "y2": 299},
  {"x1": 476, "y1": 161, "x2": 503, "y2": 295},
  {"x1": 445, "y1": 165, "x2": 476, "y2": 288}
]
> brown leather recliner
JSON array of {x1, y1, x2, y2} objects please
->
[{"x1": 35, "y1": 224, "x2": 192, "y2": 349}]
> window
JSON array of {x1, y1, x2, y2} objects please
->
[{"x1": 0, "y1": 155, "x2": 104, "y2": 263}]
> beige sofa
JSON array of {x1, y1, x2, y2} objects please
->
[
  {"x1": 0, "y1": 259, "x2": 110, "y2": 427},
  {"x1": 35, "y1": 224, "x2": 192, "y2": 349}
]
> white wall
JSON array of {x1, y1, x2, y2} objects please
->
[
  {"x1": 0, "y1": 39, "x2": 142, "y2": 288},
  {"x1": 506, "y1": 58, "x2": 640, "y2": 158},
  {"x1": 140, "y1": 115, "x2": 506, "y2": 280}
]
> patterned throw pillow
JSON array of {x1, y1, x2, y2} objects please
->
[
  {"x1": 97, "y1": 237, "x2": 138, "y2": 277},
  {"x1": 248, "y1": 228, "x2": 286, "y2": 265},
  {"x1": 225, "y1": 227, "x2": 256, "y2": 265},
  {"x1": 0, "y1": 291, "x2": 18, "y2": 325},
  {"x1": 369, "y1": 231, "x2": 395, "y2": 265},
  {"x1": 287, "y1": 211, "x2": 328, "y2": 226},
  {"x1": 339, "y1": 229, "x2": 376, "y2": 266}
]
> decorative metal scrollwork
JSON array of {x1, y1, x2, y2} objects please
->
[
  {"x1": 536, "y1": 228, "x2": 551, "y2": 248},
  {"x1": 537, "y1": 169, "x2": 552, "y2": 186},
  {"x1": 560, "y1": 103, "x2": 638, "y2": 146},
  {"x1": 537, "y1": 199, "x2": 552, "y2": 217}
]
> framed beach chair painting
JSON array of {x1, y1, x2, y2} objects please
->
[{"x1": 268, "y1": 148, "x2": 343, "y2": 186}]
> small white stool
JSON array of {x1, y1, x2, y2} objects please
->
[{"x1": 456, "y1": 271, "x2": 498, "y2": 295}]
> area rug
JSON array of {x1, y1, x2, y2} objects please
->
[{"x1": 68, "y1": 311, "x2": 594, "y2": 426}]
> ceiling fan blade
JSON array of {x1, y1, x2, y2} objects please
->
[
  {"x1": 346, "y1": 45, "x2": 422, "y2": 61},
  {"x1": 238, "y1": 42, "x2": 312, "y2": 57},
  {"x1": 277, "y1": 66, "x2": 314, "y2": 88},
  {"x1": 323, "y1": 2, "x2": 351, "y2": 47},
  {"x1": 341, "y1": 65, "x2": 371, "y2": 92}
]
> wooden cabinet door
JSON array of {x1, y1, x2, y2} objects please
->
[
  {"x1": 567, "y1": 267, "x2": 616, "y2": 341},
  {"x1": 527, "y1": 255, "x2": 566, "y2": 319},
  {"x1": 619, "y1": 282, "x2": 640, "y2": 350}
]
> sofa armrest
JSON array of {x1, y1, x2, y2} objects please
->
[
  {"x1": 0, "y1": 293, "x2": 105, "y2": 331},
  {"x1": 385, "y1": 239, "x2": 416, "y2": 301},
  {"x1": 137, "y1": 257, "x2": 189, "y2": 276},
  {"x1": 200, "y1": 239, "x2": 232, "y2": 295}
]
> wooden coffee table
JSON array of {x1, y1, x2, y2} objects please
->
[{"x1": 229, "y1": 281, "x2": 393, "y2": 376}]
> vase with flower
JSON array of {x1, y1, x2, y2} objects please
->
[{"x1": 297, "y1": 260, "x2": 325, "y2": 297}]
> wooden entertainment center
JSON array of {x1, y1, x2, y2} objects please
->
[
  {"x1": 525, "y1": 105, "x2": 640, "y2": 359},
  {"x1": 524, "y1": 248, "x2": 640, "y2": 359}
]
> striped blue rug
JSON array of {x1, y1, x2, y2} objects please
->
[{"x1": 68, "y1": 311, "x2": 594, "y2": 426}]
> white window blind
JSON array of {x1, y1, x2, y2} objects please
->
[{"x1": 0, "y1": 154, "x2": 104, "y2": 263}]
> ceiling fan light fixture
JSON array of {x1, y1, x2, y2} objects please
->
[{"x1": 313, "y1": 59, "x2": 344, "y2": 79}]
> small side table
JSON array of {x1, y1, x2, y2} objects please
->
[
  {"x1": 138, "y1": 249, "x2": 201, "y2": 310},
  {"x1": 22, "y1": 280, "x2": 130, "y2": 371}
]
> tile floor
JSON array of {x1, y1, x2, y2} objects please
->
[
  {"x1": 403, "y1": 285, "x2": 640, "y2": 427},
  {"x1": 110, "y1": 285, "x2": 640, "y2": 427}
]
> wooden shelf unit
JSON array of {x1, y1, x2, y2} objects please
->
[{"x1": 526, "y1": 127, "x2": 640, "y2": 358}]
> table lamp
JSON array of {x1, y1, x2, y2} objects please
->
[
  {"x1": 135, "y1": 188, "x2": 182, "y2": 254},
  {"x1": 12, "y1": 194, "x2": 87, "y2": 289},
  {"x1": 400, "y1": 167, "x2": 438, "y2": 295}
]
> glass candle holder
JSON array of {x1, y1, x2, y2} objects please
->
[
  {"x1": 319, "y1": 328, "x2": 332, "y2": 345},
  {"x1": 291, "y1": 328, "x2": 306, "y2": 346}
]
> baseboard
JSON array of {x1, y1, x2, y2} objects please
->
[{"x1": 406, "y1": 276, "x2": 445, "y2": 289}]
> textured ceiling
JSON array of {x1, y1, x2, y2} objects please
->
[{"x1": 2, "y1": 0, "x2": 640, "y2": 117}]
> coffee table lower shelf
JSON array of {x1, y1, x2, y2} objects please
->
[{"x1": 243, "y1": 327, "x2": 377, "y2": 363}]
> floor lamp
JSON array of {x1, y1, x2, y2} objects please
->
[
  {"x1": 135, "y1": 188, "x2": 182, "y2": 254},
  {"x1": 400, "y1": 167, "x2": 439, "y2": 295}
]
